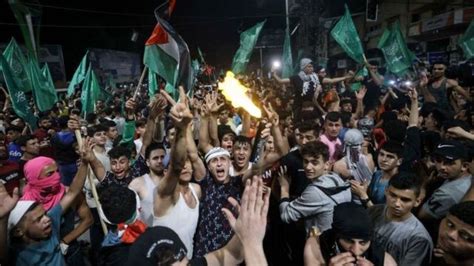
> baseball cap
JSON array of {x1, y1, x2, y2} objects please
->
[
  {"x1": 8, "y1": 200, "x2": 36, "y2": 232},
  {"x1": 433, "y1": 140, "x2": 468, "y2": 161},
  {"x1": 126, "y1": 226, "x2": 187, "y2": 266}
]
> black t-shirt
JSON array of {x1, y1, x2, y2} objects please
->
[
  {"x1": 280, "y1": 149, "x2": 309, "y2": 198},
  {"x1": 289, "y1": 75, "x2": 317, "y2": 111},
  {"x1": 362, "y1": 75, "x2": 383, "y2": 110}
]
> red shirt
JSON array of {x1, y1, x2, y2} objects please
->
[{"x1": 0, "y1": 161, "x2": 20, "y2": 195}]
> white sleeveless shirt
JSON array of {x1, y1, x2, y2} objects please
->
[
  {"x1": 152, "y1": 184, "x2": 200, "y2": 259},
  {"x1": 138, "y1": 174, "x2": 159, "y2": 227}
]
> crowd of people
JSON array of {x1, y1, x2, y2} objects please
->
[{"x1": 0, "y1": 56, "x2": 473, "y2": 266}]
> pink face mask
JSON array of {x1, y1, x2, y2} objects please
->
[{"x1": 22, "y1": 157, "x2": 65, "y2": 211}]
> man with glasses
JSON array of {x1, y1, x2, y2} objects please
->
[{"x1": 418, "y1": 140, "x2": 471, "y2": 237}]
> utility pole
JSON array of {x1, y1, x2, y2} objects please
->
[{"x1": 285, "y1": 0, "x2": 290, "y2": 31}]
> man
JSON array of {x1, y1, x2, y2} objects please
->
[
  {"x1": 152, "y1": 92, "x2": 205, "y2": 259},
  {"x1": 351, "y1": 140, "x2": 403, "y2": 206},
  {"x1": 304, "y1": 202, "x2": 397, "y2": 265},
  {"x1": 272, "y1": 58, "x2": 322, "y2": 120},
  {"x1": 16, "y1": 135, "x2": 40, "y2": 177},
  {"x1": 434, "y1": 201, "x2": 474, "y2": 265},
  {"x1": 279, "y1": 141, "x2": 351, "y2": 233},
  {"x1": 126, "y1": 176, "x2": 269, "y2": 265},
  {"x1": 33, "y1": 116, "x2": 55, "y2": 158},
  {"x1": 355, "y1": 60, "x2": 384, "y2": 112},
  {"x1": 319, "y1": 112, "x2": 343, "y2": 162},
  {"x1": 419, "y1": 61, "x2": 471, "y2": 111},
  {"x1": 128, "y1": 143, "x2": 166, "y2": 226},
  {"x1": 316, "y1": 66, "x2": 354, "y2": 87},
  {"x1": 1, "y1": 142, "x2": 91, "y2": 265},
  {"x1": 103, "y1": 120, "x2": 119, "y2": 150},
  {"x1": 419, "y1": 140, "x2": 471, "y2": 235},
  {"x1": 133, "y1": 119, "x2": 147, "y2": 156},
  {"x1": 217, "y1": 104, "x2": 237, "y2": 133},
  {"x1": 6, "y1": 126, "x2": 22, "y2": 162},
  {"x1": 369, "y1": 172, "x2": 433, "y2": 265},
  {"x1": 280, "y1": 121, "x2": 321, "y2": 198}
]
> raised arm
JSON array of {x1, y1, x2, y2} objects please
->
[
  {"x1": 354, "y1": 86, "x2": 367, "y2": 119},
  {"x1": 272, "y1": 71, "x2": 290, "y2": 85},
  {"x1": 322, "y1": 72, "x2": 353, "y2": 85},
  {"x1": 447, "y1": 79, "x2": 471, "y2": 101},
  {"x1": 0, "y1": 182, "x2": 19, "y2": 265},
  {"x1": 60, "y1": 140, "x2": 91, "y2": 213},
  {"x1": 407, "y1": 87, "x2": 419, "y2": 128},
  {"x1": 198, "y1": 103, "x2": 214, "y2": 154},
  {"x1": 156, "y1": 87, "x2": 191, "y2": 199},
  {"x1": 208, "y1": 176, "x2": 269, "y2": 266},
  {"x1": 140, "y1": 95, "x2": 168, "y2": 157},
  {"x1": 187, "y1": 123, "x2": 206, "y2": 182}
]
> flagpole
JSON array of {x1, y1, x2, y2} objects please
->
[
  {"x1": 133, "y1": 66, "x2": 148, "y2": 101},
  {"x1": 74, "y1": 130, "x2": 108, "y2": 235}
]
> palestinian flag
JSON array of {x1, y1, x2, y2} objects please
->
[{"x1": 143, "y1": 0, "x2": 192, "y2": 98}]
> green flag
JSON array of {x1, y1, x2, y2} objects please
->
[
  {"x1": 459, "y1": 19, "x2": 474, "y2": 59},
  {"x1": 8, "y1": 0, "x2": 42, "y2": 58},
  {"x1": 41, "y1": 63, "x2": 58, "y2": 103},
  {"x1": 148, "y1": 70, "x2": 158, "y2": 97},
  {"x1": 67, "y1": 51, "x2": 89, "y2": 97},
  {"x1": 377, "y1": 21, "x2": 414, "y2": 75},
  {"x1": 350, "y1": 67, "x2": 368, "y2": 92},
  {"x1": 282, "y1": 29, "x2": 293, "y2": 78},
  {"x1": 80, "y1": 64, "x2": 101, "y2": 114},
  {"x1": 293, "y1": 49, "x2": 304, "y2": 74},
  {"x1": 197, "y1": 47, "x2": 206, "y2": 64},
  {"x1": 0, "y1": 54, "x2": 37, "y2": 128},
  {"x1": 330, "y1": 5, "x2": 365, "y2": 64},
  {"x1": 2, "y1": 38, "x2": 33, "y2": 92},
  {"x1": 28, "y1": 59, "x2": 57, "y2": 112},
  {"x1": 231, "y1": 21, "x2": 266, "y2": 74}
]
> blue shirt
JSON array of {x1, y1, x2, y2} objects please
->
[
  {"x1": 13, "y1": 204, "x2": 65, "y2": 266},
  {"x1": 368, "y1": 170, "x2": 388, "y2": 204},
  {"x1": 8, "y1": 142, "x2": 22, "y2": 162}
]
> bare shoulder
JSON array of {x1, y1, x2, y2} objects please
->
[
  {"x1": 190, "y1": 182, "x2": 202, "y2": 200},
  {"x1": 128, "y1": 175, "x2": 145, "y2": 190}
]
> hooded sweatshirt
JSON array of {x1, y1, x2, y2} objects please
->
[{"x1": 279, "y1": 172, "x2": 351, "y2": 232}]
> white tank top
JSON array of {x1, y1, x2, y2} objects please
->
[
  {"x1": 139, "y1": 174, "x2": 158, "y2": 227},
  {"x1": 152, "y1": 184, "x2": 200, "y2": 259}
]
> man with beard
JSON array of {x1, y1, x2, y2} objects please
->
[
  {"x1": 434, "y1": 201, "x2": 474, "y2": 265},
  {"x1": 418, "y1": 140, "x2": 471, "y2": 237},
  {"x1": 128, "y1": 142, "x2": 166, "y2": 226},
  {"x1": 419, "y1": 61, "x2": 471, "y2": 111}
]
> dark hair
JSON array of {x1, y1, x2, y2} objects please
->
[
  {"x1": 6, "y1": 125, "x2": 22, "y2": 133},
  {"x1": 383, "y1": 120, "x2": 407, "y2": 143},
  {"x1": 380, "y1": 140, "x2": 403, "y2": 158},
  {"x1": 432, "y1": 61, "x2": 447, "y2": 67},
  {"x1": 86, "y1": 113, "x2": 97, "y2": 124},
  {"x1": 234, "y1": 135, "x2": 252, "y2": 146},
  {"x1": 15, "y1": 135, "x2": 36, "y2": 147},
  {"x1": 388, "y1": 171, "x2": 423, "y2": 197},
  {"x1": 300, "y1": 141, "x2": 330, "y2": 162},
  {"x1": 57, "y1": 115, "x2": 69, "y2": 129},
  {"x1": 87, "y1": 124, "x2": 108, "y2": 137},
  {"x1": 296, "y1": 120, "x2": 320, "y2": 135},
  {"x1": 108, "y1": 145, "x2": 131, "y2": 160},
  {"x1": 340, "y1": 112, "x2": 352, "y2": 127},
  {"x1": 449, "y1": 201, "x2": 474, "y2": 226},
  {"x1": 325, "y1": 112, "x2": 342, "y2": 123},
  {"x1": 104, "y1": 107, "x2": 114, "y2": 116},
  {"x1": 38, "y1": 116, "x2": 50, "y2": 123},
  {"x1": 71, "y1": 108, "x2": 81, "y2": 116},
  {"x1": 98, "y1": 184, "x2": 136, "y2": 224},
  {"x1": 145, "y1": 142, "x2": 166, "y2": 159},
  {"x1": 368, "y1": 60, "x2": 379, "y2": 66},
  {"x1": 136, "y1": 118, "x2": 147, "y2": 128},
  {"x1": 102, "y1": 120, "x2": 117, "y2": 129}
]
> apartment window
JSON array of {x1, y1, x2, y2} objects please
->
[{"x1": 411, "y1": 13, "x2": 420, "y2": 23}]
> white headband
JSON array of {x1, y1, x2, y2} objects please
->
[{"x1": 205, "y1": 147, "x2": 230, "y2": 164}]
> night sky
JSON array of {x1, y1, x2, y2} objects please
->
[
  {"x1": 1, "y1": 0, "x2": 287, "y2": 77},
  {"x1": 1, "y1": 0, "x2": 364, "y2": 79}
]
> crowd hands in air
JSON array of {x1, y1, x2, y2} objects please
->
[{"x1": 0, "y1": 56, "x2": 473, "y2": 266}]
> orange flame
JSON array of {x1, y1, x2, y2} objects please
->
[{"x1": 218, "y1": 71, "x2": 262, "y2": 118}]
